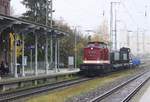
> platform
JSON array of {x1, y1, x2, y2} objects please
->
[{"x1": 0, "y1": 68, "x2": 80, "y2": 83}]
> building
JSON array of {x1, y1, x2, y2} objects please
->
[
  {"x1": 0, "y1": 0, "x2": 11, "y2": 69},
  {"x1": 0, "y1": 0, "x2": 10, "y2": 16}
]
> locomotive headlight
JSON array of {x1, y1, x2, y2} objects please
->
[
  {"x1": 91, "y1": 47, "x2": 93, "y2": 50},
  {"x1": 83, "y1": 60, "x2": 87, "y2": 63},
  {"x1": 97, "y1": 61, "x2": 100, "y2": 63}
]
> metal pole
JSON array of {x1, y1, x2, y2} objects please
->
[
  {"x1": 22, "y1": 34, "x2": 25, "y2": 77},
  {"x1": 35, "y1": 34, "x2": 38, "y2": 75},
  {"x1": 54, "y1": 37, "x2": 58, "y2": 72},
  {"x1": 50, "y1": 34, "x2": 53, "y2": 68},
  {"x1": 110, "y1": 2, "x2": 120, "y2": 50},
  {"x1": 50, "y1": 0, "x2": 53, "y2": 28},
  {"x1": 114, "y1": 7, "x2": 117, "y2": 50},
  {"x1": 11, "y1": 44, "x2": 13, "y2": 75},
  {"x1": 57, "y1": 38, "x2": 60, "y2": 70},
  {"x1": 45, "y1": 35, "x2": 49, "y2": 74},
  {"x1": 127, "y1": 32, "x2": 130, "y2": 47},
  {"x1": 45, "y1": 0, "x2": 49, "y2": 74},
  {"x1": 142, "y1": 31, "x2": 145, "y2": 53},
  {"x1": 50, "y1": 0, "x2": 53, "y2": 65},
  {"x1": 143, "y1": 6, "x2": 147, "y2": 53},
  {"x1": 34, "y1": 2, "x2": 38, "y2": 76},
  {"x1": 75, "y1": 28, "x2": 77, "y2": 68},
  {"x1": 110, "y1": 2, "x2": 113, "y2": 51},
  {"x1": 10, "y1": 33, "x2": 14, "y2": 75},
  {"x1": 137, "y1": 27, "x2": 139, "y2": 55},
  {"x1": 30, "y1": 49, "x2": 32, "y2": 71},
  {"x1": 14, "y1": 33, "x2": 18, "y2": 78}
]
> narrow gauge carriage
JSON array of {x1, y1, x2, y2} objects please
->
[{"x1": 80, "y1": 42, "x2": 131, "y2": 76}]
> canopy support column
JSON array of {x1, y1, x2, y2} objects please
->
[
  {"x1": 50, "y1": 34, "x2": 53, "y2": 68},
  {"x1": 45, "y1": 33, "x2": 49, "y2": 74},
  {"x1": 14, "y1": 33, "x2": 18, "y2": 78},
  {"x1": 22, "y1": 34, "x2": 25, "y2": 77},
  {"x1": 54, "y1": 38, "x2": 58, "y2": 72},
  {"x1": 35, "y1": 34, "x2": 38, "y2": 76}
]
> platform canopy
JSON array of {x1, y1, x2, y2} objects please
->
[
  {"x1": 0, "y1": 14, "x2": 69, "y2": 78},
  {"x1": 0, "y1": 14, "x2": 67, "y2": 37}
]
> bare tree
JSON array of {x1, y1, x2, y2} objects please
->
[{"x1": 92, "y1": 19, "x2": 109, "y2": 43}]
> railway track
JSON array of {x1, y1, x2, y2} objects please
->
[
  {"x1": 89, "y1": 71, "x2": 150, "y2": 102},
  {"x1": 0, "y1": 77, "x2": 91, "y2": 102}
]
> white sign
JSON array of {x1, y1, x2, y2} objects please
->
[
  {"x1": 23, "y1": 56, "x2": 27, "y2": 66},
  {"x1": 68, "y1": 56, "x2": 74, "y2": 66}
]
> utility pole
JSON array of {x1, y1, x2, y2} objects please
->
[
  {"x1": 46, "y1": 0, "x2": 54, "y2": 69},
  {"x1": 114, "y1": 7, "x2": 117, "y2": 50},
  {"x1": 127, "y1": 31, "x2": 129, "y2": 47},
  {"x1": 45, "y1": 0, "x2": 49, "y2": 74},
  {"x1": 110, "y1": 2, "x2": 120, "y2": 50},
  {"x1": 75, "y1": 28, "x2": 77, "y2": 68},
  {"x1": 142, "y1": 31, "x2": 145, "y2": 53},
  {"x1": 137, "y1": 27, "x2": 139, "y2": 56},
  {"x1": 143, "y1": 5, "x2": 149, "y2": 53},
  {"x1": 49, "y1": 0, "x2": 53, "y2": 67},
  {"x1": 110, "y1": 2, "x2": 113, "y2": 50},
  {"x1": 47, "y1": 0, "x2": 58, "y2": 72},
  {"x1": 127, "y1": 31, "x2": 132, "y2": 47}
]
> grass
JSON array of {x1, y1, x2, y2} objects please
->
[{"x1": 26, "y1": 68, "x2": 137, "y2": 102}]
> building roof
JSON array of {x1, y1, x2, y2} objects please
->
[{"x1": 0, "y1": 13, "x2": 68, "y2": 37}]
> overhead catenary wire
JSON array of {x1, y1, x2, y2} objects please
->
[
  {"x1": 116, "y1": 1, "x2": 143, "y2": 55},
  {"x1": 120, "y1": 2, "x2": 139, "y2": 26}
]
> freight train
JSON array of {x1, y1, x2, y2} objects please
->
[{"x1": 80, "y1": 41, "x2": 132, "y2": 76}]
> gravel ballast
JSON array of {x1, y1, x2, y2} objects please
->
[{"x1": 67, "y1": 64, "x2": 150, "y2": 102}]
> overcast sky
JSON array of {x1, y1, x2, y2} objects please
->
[
  {"x1": 11, "y1": 0, "x2": 149, "y2": 30},
  {"x1": 11, "y1": 0, "x2": 150, "y2": 53}
]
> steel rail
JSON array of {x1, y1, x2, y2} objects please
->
[
  {"x1": 0, "y1": 77, "x2": 91, "y2": 102},
  {"x1": 89, "y1": 71, "x2": 148, "y2": 102},
  {"x1": 121, "y1": 76, "x2": 150, "y2": 102}
]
